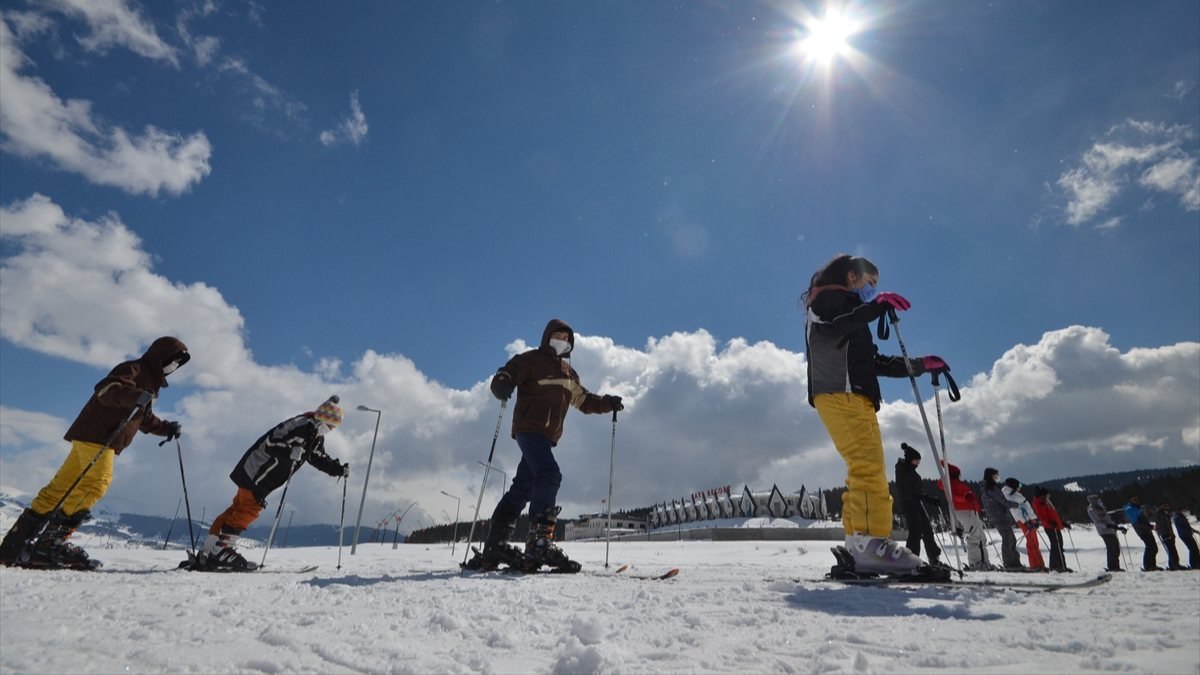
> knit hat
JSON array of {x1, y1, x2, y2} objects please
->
[
  {"x1": 901, "y1": 443, "x2": 921, "y2": 462},
  {"x1": 1087, "y1": 494, "x2": 1101, "y2": 504},
  {"x1": 314, "y1": 395, "x2": 343, "y2": 428},
  {"x1": 1033, "y1": 486, "x2": 1049, "y2": 497},
  {"x1": 1004, "y1": 477, "x2": 1021, "y2": 490},
  {"x1": 945, "y1": 463, "x2": 961, "y2": 480}
]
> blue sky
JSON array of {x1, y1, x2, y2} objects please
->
[{"x1": 1, "y1": 1, "x2": 1197, "y2": 528}]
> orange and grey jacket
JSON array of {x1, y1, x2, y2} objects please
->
[
  {"x1": 63, "y1": 336, "x2": 187, "y2": 454},
  {"x1": 492, "y1": 319, "x2": 614, "y2": 445}
]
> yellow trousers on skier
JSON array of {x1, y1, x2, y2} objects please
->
[
  {"x1": 814, "y1": 392, "x2": 893, "y2": 537},
  {"x1": 30, "y1": 441, "x2": 114, "y2": 516}
]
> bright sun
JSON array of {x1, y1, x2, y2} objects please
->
[{"x1": 796, "y1": 10, "x2": 860, "y2": 64}]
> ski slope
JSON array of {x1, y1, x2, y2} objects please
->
[{"x1": 1, "y1": 529, "x2": 1198, "y2": 674}]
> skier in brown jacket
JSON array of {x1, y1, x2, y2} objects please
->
[
  {"x1": 466, "y1": 319, "x2": 623, "y2": 573},
  {"x1": 0, "y1": 336, "x2": 188, "y2": 569}
]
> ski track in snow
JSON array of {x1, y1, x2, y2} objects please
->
[{"x1": 2, "y1": 533, "x2": 1198, "y2": 674}]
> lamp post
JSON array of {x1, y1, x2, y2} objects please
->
[
  {"x1": 351, "y1": 405, "x2": 382, "y2": 555},
  {"x1": 440, "y1": 491, "x2": 460, "y2": 557},
  {"x1": 477, "y1": 461, "x2": 507, "y2": 498}
]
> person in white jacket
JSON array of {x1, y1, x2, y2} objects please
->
[{"x1": 1002, "y1": 478, "x2": 1046, "y2": 571}]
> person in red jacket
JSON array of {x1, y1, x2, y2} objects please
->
[
  {"x1": 937, "y1": 462, "x2": 993, "y2": 571},
  {"x1": 1032, "y1": 486, "x2": 1072, "y2": 572}
]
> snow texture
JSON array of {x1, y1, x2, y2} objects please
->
[{"x1": 1, "y1": 526, "x2": 1198, "y2": 673}]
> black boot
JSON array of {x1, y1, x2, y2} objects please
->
[
  {"x1": 523, "y1": 507, "x2": 580, "y2": 573},
  {"x1": 26, "y1": 510, "x2": 100, "y2": 570},
  {"x1": 463, "y1": 505, "x2": 525, "y2": 571},
  {"x1": 0, "y1": 509, "x2": 49, "y2": 566}
]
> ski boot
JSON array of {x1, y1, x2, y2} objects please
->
[
  {"x1": 830, "y1": 534, "x2": 949, "y2": 582},
  {"x1": 25, "y1": 510, "x2": 101, "y2": 570},
  {"x1": 0, "y1": 508, "x2": 48, "y2": 567},
  {"x1": 194, "y1": 531, "x2": 257, "y2": 572},
  {"x1": 462, "y1": 506, "x2": 526, "y2": 571},
  {"x1": 523, "y1": 507, "x2": 581, "y2": 574}
]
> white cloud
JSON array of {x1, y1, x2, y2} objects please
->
[
  {"x1": 1055, "y1": 120, "x2": 1200, "y2": 226},
  {"x1": 32, "y1": 0, "x2": 179, "y2": 66},
  {"x1": 319, "y1": 91, "x2": 368, "y2": 147},
  {"x1": 1167, "y1": 80, "x2": 1195, "y2": 101},
  {"x1": 0, "y1": 18, "x2": 212, "y2": 196},
  {"x1": 2, "y1": 195, "x2": 1197, "y2": 525},
  {"x1": 218, "y1": 56, "x2": 308, "y2": 132},
  {"x1": 175, "y1": 3, "x2": 220, "y2": 67}
]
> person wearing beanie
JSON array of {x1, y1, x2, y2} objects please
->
[
  {"x1": 1124, "y1": 496, "x2": 1160, "y2": 571},
  {"x1": 1086, "y1": 494, "x2": 1125, "y2": 571},
  {"x1": 1031, "y1": 486, "x2": 1071, "y2": 572},
  {"x1": 1002, "y1": 477, "x2": 1045, "y2": 571},
  {"x1": 195, "y1": 396, "x2": 349, "y2": 572},
  {"x1": 980, "y1": 468, "x2": 1022, "y2": 570},
  {"x1": 893, "y1": 443, "x2": 942, "y2": 567},
  {"x1": 937, "y1": 462, "x2": 992, "y2": 571},
  {"x1": 0, "y1": 337, "x2": 188, "y2": 570}
]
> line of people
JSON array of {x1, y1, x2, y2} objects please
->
[{"x1": 0, "y1": 337, "x2": 353, "y2": 572}]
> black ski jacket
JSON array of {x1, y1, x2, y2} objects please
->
[
  {"x1": 893, "y1": 458, "x2": 925, "y2": 508},
  {"x1": 229, "y1": 414, "x2": 344, "y2": 501},
  {"x1": 805, "y1": 286, "x2": 922, "y2": 410}
]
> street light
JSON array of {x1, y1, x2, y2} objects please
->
[
  {"x1": 351, "y1": 405, "x2": 382, "y2": 555},
  {"x1": 478, "y1": 461, "x2": 507, "y2": 498},
  {"x1": 440, "y1": 491, "x2": 461, "y2": 557}
]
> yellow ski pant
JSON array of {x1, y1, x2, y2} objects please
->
[
  {"x1": 814, "y1": 392, "x2": 893, "y2": 537},
  {"x1": 30, "y1": 441, "x2": 115, "y2": 516}
]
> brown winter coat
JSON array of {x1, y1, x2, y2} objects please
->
[
  {"x1": 492, "y1": 319, "x2": 614, "y2": 445},
  {"x1": 63, "y1": 336, "x2": 187, "y2": 454}
]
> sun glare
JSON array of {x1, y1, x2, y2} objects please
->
[{"x1": 796, "y1": 10, "x2": 860, "y2": 65}]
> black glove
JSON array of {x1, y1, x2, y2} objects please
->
[
  {"x1": 1065, "y1": 523, "x2": 1073, "y2": 530},
  {"x1": 954, "y1": 526, "x2": 965, "y2": 538},
  {"x1": 490, "y1": 375, "x2": 515, "y2": 401},
  {"x1": 1118, "y1": 526, "x2": 1128, "y2": 533},
  {"x1": 136, "y1": 390, "x2": 154, "y2": 407},
  {"x1": 340, "y1": 462, "x2": 350, "y2": 478},
  {"x1": 164, "y1": 421, "x2": 182, "y2": 441},
  {"x1": 602, "y1": 395, "x2": 624, "y2": 412}
]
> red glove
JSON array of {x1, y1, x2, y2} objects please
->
[
  {"x1": 874, "y1": 292, "x2": 911, "y2": 312},
  {"x1": 922, "y1": 356, "x2": 950, "y2": 374}
]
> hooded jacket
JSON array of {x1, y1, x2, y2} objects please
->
[
  {"x1": 936, "y1": 463, "x2": 981, "y2": 513},
  {"x1": 492, "y1": 319, "x2": 614, "y2": 445},
  {"x1": 63, "y1": 336, "x2": 187, "y2": 454},
  {"x1": 981, "y1": 476, "x2": 1016, "y2": 527},
  {"x1": 1087, "y1": 496, "x2": 1119, "y2": 536},
  {"x1": 229, "y1": 414, "x2": 344, "y2": 501},
  {"x1": 893, "y1": 457, "x2": 925, "y2": 508},
  {"x1": 1002, "y1": 484, "x2": 1037, "y2": 525},
  {"x1": 804, "y1": 286, "x2": 922, "y2": 410},
  {"x1": 1031, "y1": 495, "x2": 1065, "y2": 530},
  {"x1": 1153, "y1": 508, "x2": 1176, "y2": 542}
]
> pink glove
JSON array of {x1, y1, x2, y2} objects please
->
[
  {"x1": 922, "y1": 355, "x2": 949, "y2": 374},
  {"x1": 874, "y1": 292, "x2": 911, "y2": 311}
]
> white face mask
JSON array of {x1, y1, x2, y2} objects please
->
[
  {"x1": 549, "y1": 338, "x2": 571, "y2": 356},
  {"x1": 316, "y1": 423, "x2": 333, "y2": 436},
  {"x1": 162, "y1": 361, "x2": 180, "y2": 375}
]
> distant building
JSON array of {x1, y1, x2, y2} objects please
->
[{"x1": 563, "y1": 513, "x2": 648, "y2": 541}]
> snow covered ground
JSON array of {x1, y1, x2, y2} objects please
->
[{"x1": 2, "y1": 528, "x2": 1198, "y2": 674}]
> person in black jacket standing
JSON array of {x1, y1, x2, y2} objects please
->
[
  {"x1": 894, "y1": 443, "x2": 942, "y2": 566},
  {"x1": 197, "y1": 396, "x2": 349, "y2": 571}
]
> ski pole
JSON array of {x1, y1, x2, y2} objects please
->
[
  {"x1": 605, "y1": 408, "x2": 618, "y2": 569},
  {"x1": 337, "y1": 467, "x2": 348, "y2": 570},
  {"x1": 462, "y1": 399, "x2": 508, "y2": 568},
  {"x1": 920, "y1": 501, "x2": 950, "y2": 565},
  {"x1": 1064, "y1": 526, "x2": 1083, "y2": 571},
  {"x1": 161, "y1": 435, "x2": 198, "y2": 554},
  {"x1": 260, "y1": 458, "x2": 302, "y2": 570},
  {"x1": 162, "y1": 497, "x2": 182, "y2": 550},
  {"x1": 47, "y1": 403, "x2": 146, "y2": 517},
  {"x1": 1120, "y1": 530, "x2": 1134, "y2": 570},
  {"x1": 886, "y1": 308, "x2": 964, "y2": 576}
]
